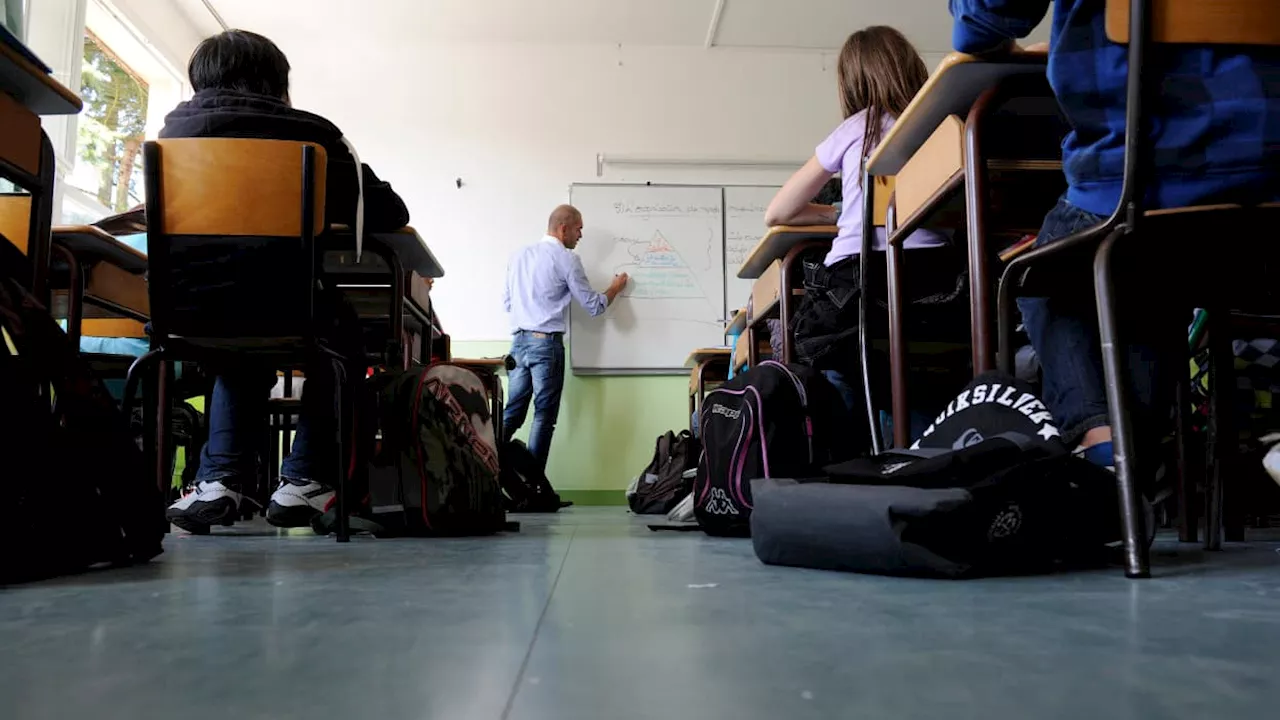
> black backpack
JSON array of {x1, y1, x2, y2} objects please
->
[
  {"x1": 365, "y1": 364, "x2": 509, "y2": 536},
  {"x1": 628, "y1": 430, "x2": 699, "y2": 515},
  {"x1": 0, "y1": 258, "x2": 164, "y2": 582},
  {"x1": 500, "y1": 439, "x2": 568, "y2": 513},
  {"x1": 750, "y1": 372, "x2": 1123, "y2": 578},
  {"x1": 694, "y1": 361, "x2": 854, "y2": 536}
]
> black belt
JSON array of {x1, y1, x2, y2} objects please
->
[{"x1": 518, "y1": 330, "x2": 563, "y2": 339}]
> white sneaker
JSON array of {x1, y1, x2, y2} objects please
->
[
  {"x1": 266, "y1": 479, "x2": 334, "y2": 528},
  {"x1": 166, "y1": 481, "x2": 258, "y2": 534}
]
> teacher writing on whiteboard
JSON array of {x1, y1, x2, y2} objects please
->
[{"x1": 502, "y1": 205, "x2": 630, "y2": 470}]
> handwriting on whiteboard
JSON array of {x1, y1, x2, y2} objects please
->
[{"x1": 612, "y1": 201, "x2": 721, "y2": 217}]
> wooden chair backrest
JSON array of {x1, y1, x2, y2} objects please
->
[
  {"x1": 149, "y1": 139, "x2": 327, "y2": 237},
  {"x1": 1106, "y1": 0, "x2": 1280, "y2": 45},
  {"x1": 0, "y1": 194, "x2": 31, "y2": 253}
]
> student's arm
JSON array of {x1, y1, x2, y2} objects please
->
[
  {"x1": 949, "y1": 0, "x2": 1051, "y2": 56},
  {"x1": 765, "y1": 157, "x2": 838, "y2": 227},
  {"x1": 564, "y1": 253, "x2": 623, "y2": 317}
]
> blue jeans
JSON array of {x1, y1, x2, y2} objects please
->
[
  {"x1": 193, "y1": 287, "x2": 363, "y2": 491},
  {"x1": 1017, "y1": 197, "x2": 1174, "y2": 448},
  {"x1": 195, "y1": 364, "x2": 338, "y2": 489},
  {"x1": 503, "y1": 331, "x2": 566, "y2": 470}
]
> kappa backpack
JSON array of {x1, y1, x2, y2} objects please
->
[
  {"x1": 750, "y1": 372, "x2": 1124, "y2": 578},
  {"x1": 627, "y1": 430, "x2": 700, "y2": 515},
  {"x1": 0, "y1": 253, "x2": 164, "y2": 581},
  {"x1": 694, "y1": 361, "x2": 855, "y2": 536},
  {"x1": 366, "y1": 363, "x2": 508, "y2": 536}
]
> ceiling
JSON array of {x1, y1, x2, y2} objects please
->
[{"x1": 205, "y1": 0, "x2": 1051, "y2": 54}]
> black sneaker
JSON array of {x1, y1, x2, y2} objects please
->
[
  {"x1": 166, "y1": 481, "x2": 259, "y2": 534},
  {"x1": 266, "y1": 479, "x2": 335, "y2": 528}
]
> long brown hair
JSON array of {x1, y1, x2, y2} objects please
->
[{"x1": 836, "y1": 26, "x2": 929, "y2": 161}]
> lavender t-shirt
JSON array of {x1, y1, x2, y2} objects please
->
[{"x1": 816, "y1": 109, "x2": 948, "y2": 266}]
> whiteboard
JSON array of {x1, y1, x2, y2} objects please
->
[
  {"x1": 724, "y1": 186, "x2": 780, "y2": 315},
  {"x1": 569, "y1": 184, "x2": 726, "y2": 373}
]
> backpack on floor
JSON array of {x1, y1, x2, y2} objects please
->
[
  {"x1": 500, "y1": 439, "x2": 569, "y2": 512},
  {"x1": 627, "y1": 430, "x2": 700, "y2": 515},
  {"x1": 694, "y1": 361, "x2": 854, "y2": 536},
  {"x1": 0, "y1": 256, "x2": 164, "y2": 582},
  {"x1": 366, "y1": 363, "x2": 509, "y2": 536},
  {"x1": 750, "y1": 372, "x2": 1124, "y2": 578}
]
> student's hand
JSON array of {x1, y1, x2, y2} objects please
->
[{"x1": 1022, "y1": 42, "x2": 1050, "y2": 53}]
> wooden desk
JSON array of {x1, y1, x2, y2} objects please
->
[
  {"x1": 452, "y1": 358, "x2": 508, "y2": 442},
  {"x1": 737, "y1": 225, "x2": 837, "y2": 280},
  {"x1": 52, "y1": 225, "x2": 148, "y2": 273},
  {"x1": 725, "y1": 307, "x2": 747, "y2": 337},
  {"x1": 327, "y1": 225, "x2": 444, "y2": 278},
  {"x1": 742, "y1": 236, "x2": 825, "y2": 366},
  {"x1": 0, "y1": 39, "x2": 83, "y2": 115},
  {"x1": 686, "y1": 348, "x2": 730, "y2": 429},
  {"x1": 866, "y1": 53, "x2": 1047, "y2": 178},
  {"x1": 325, "y1": 228, "x2": 438, "y2": 369},
  {"x1": 863, "y1": 51, "x2": 1065, "y2": 448},
  {"x1": 1, "y1": 36, "x2": 81, "y2": 298},
  {"x1": 50, "y1": 226, "x2": 150, "y2": 349}
]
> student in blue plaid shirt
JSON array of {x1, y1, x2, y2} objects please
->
[{"x1": 950, "y1": 0, "x2": 1280, "y2": 472}]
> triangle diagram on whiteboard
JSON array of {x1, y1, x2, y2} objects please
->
[{"x1": 615, "y1": 231, "x2": 706, "y2": 300}]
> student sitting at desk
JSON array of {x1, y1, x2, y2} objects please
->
[
  {"x1": 950, "y1": 1, "x2": 1280, "y2": 471},
  {"x1": 764, "y1": 26, "x2": 957, "y2": 430},
  {"x1": 161, "y1": 30, "x2": 410, "y2": 533}
]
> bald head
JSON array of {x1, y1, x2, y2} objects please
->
[{"x1": 548, "y1": 204, "x2": 584, "y2": 249}]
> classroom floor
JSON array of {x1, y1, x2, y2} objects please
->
[{"x1": 2, "y1": 508, "x2": 1278, "y2": 720}]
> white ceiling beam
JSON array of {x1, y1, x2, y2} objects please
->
[
  {"x1": 200, "y1": 0, "x2": 229, "y2": 30},
  {"x1": 704, "y1": 0, "x2": 726, "y2": 49}
]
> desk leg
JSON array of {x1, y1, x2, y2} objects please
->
[
  {"x1": 51, "y1": 244, "x2": 83, "y2": 350},
  {"x1": 746, "y1": 327, "x2": 759, "y2": 369},
  {"x1": 964, "y1": 93, "x2": 997, "y2": 374},
  {"x1": 28, "y1": 133, "x2": 56, "y2": 302},
  {"x1": 886, "y1": 206, "x2": 909, "y2": 449}
]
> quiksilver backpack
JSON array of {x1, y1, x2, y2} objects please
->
[
  {"x1": 366, "y1": 363, "x2": 509, "y2": 536},
  {"x1": 750, "y1": 372, "x2": 1124, "y2": 578}
]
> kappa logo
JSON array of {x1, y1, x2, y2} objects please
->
[
  {"x1": 987, "y1": 504, "x2": 1023, "y2": 541},
  {"x1": 710, "y1": 404, "x2": 741, "y2": 421},
  {"x1": 703, "y1": 488, "x2": 739, "y2": 515}
]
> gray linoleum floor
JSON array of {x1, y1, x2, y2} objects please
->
[{"x1": 2, "y1": 508, "x2": 1279, "y2": 720}]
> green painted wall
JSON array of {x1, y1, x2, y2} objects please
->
[{"x1": 453, "y1": 340, "x2": 690, "y2": 505}]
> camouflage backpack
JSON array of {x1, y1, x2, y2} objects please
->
[{"x1": 367, "y1": 364, "x2": 508, "y2": 536}]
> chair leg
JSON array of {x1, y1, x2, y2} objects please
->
[
  {"x1": 1205, "y1": 309, "x2": 1233, "y2": 551},
  {"x1": 1094, "y1": 232, "x2": 1150, "y2": 578},
  {"x1": 996, "y1": 271, "x2": 1017, "y2": 375},
  {"x1": 155, "y1": 359, "x2": 174, "y2": 500},
  {"x1": 1173, "y1": 371, "x2": 1198, "y2": 543},
  {"x1": 333, "y1": 357, "x2": 350, "y2": 543},
  {"x1": 123, "y1": 349, "x2": 164, "y2": 418}
]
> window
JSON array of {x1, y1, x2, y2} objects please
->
[
  {"x1": 70, "y1": 30, "x2": 149, "y2": 217},
  {"x1": 59, "y1": 0, "x2": 187, "y2": 225}
]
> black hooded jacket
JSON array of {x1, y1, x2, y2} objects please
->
[{"x1": 159, "y1": 89, "x2": 409, "y2": 231}]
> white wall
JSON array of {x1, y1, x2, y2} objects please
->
[{"x1": 280, "y1": 42, "x2": 944, "y2": 341}]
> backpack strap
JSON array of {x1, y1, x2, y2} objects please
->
[{"x1": 882, "y1": 432, "x2": 1040, "y2": 460}]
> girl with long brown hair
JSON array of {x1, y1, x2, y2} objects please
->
[{"x1": 765, "y1": 27, "x2": 961, "y2": 443}]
